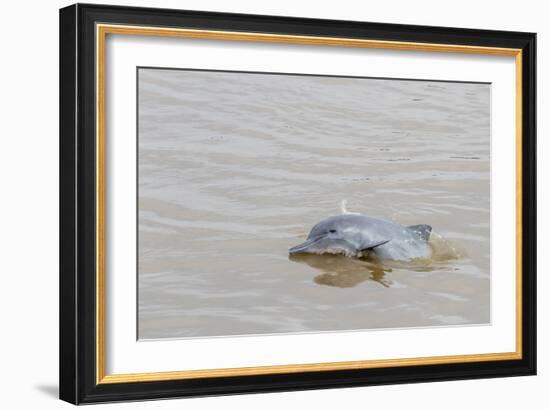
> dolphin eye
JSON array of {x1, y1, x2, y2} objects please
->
[{"x1": 329, "y1": 229, "x2": 337, "y2": 234}]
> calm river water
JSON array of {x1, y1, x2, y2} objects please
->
[{"x1": 137, "y1": 68, "x2": 490, "y2": 339}]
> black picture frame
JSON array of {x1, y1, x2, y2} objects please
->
[{"x1": 59, "y1": 3, "x2": 536, "y2": 405}]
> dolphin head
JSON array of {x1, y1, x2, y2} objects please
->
[
  {"x1": 289, "y1": 215, "x2": 391, "y2": 257},
  {"x1": 289, "y1": 218, "x2": 358, "y2": 256}
]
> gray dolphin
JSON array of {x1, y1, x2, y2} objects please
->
[{"x1": 289, "y1": 214, "x2": 432, "y2": 261}]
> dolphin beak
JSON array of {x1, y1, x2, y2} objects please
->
[{"x1": 288, "y1": 237, "x2": 322, "y2": 254}]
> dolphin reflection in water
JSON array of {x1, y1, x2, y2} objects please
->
[{"x1": 289, "y1": 253, "x2": 393, "y2": 288}]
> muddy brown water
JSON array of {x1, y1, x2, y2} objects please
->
[{"x1": 137, "y1": 68, "x2": 490, "y2": 339}]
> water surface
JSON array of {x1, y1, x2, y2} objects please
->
[{"x1": 138, "y1": 68, "x2": 490, "y2": 339}]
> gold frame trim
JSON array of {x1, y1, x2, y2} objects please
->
[{"x1": 96, "y1": 23, "x2": 523, "y2": 385}]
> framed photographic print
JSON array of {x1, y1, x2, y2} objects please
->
[{"x1": 59, "y1": 3, "x2": 536, "y2": 404}]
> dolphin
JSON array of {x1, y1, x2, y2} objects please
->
[{"x1": 288, "y1": 214, "x2": 432, "y2": 261}]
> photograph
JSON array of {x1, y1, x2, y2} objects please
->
[{"x1": 137, "y1": 67, "x2": 491, "y2": 339}]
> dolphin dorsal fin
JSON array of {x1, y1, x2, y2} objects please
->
[{"x1": 407, "y1": 224, "x2": 432, "y2": 241}]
